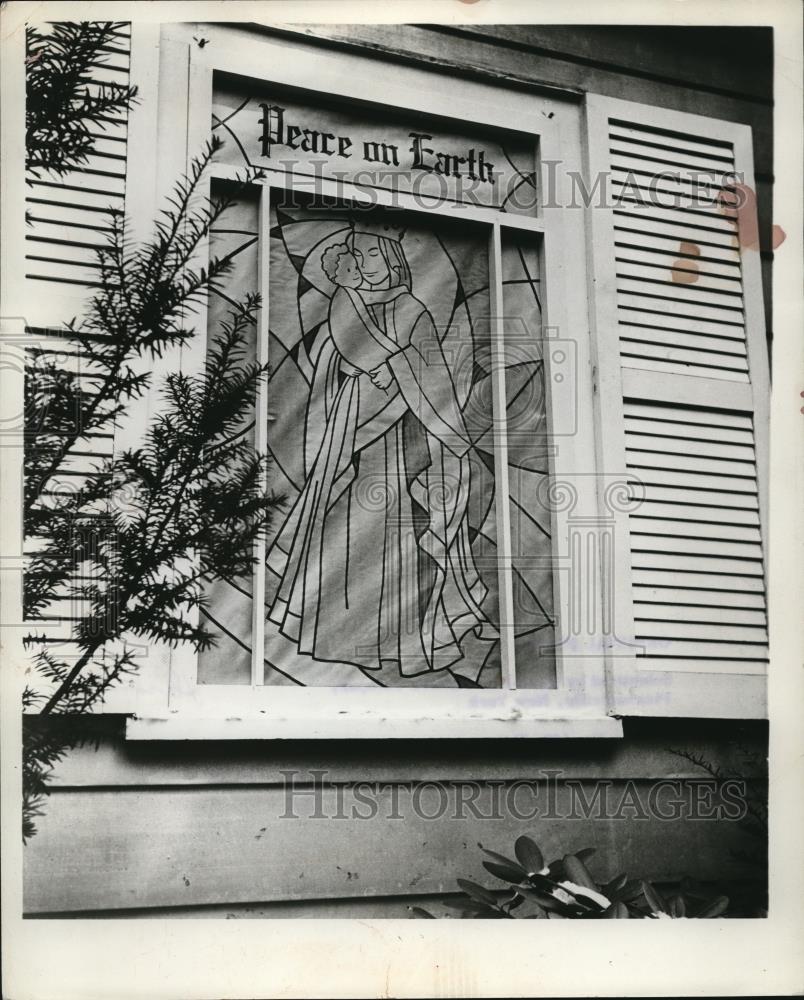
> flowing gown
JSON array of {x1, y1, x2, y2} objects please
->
[{"x1": 263, "y1": 282, "x2": 497, "y2": 683}]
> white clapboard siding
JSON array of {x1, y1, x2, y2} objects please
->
[
  {"x1": 22, "y1": 770, "x2": 758, "y2": 914},
  {"x1": 586, "y1": 97, "x2": 769, "y2": 719}
]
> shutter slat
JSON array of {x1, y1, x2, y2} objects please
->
[
  {"x1": 619, "y1": 349, "x2": 749, "y2": 380},
  {"x1": 608, "y1": 123, "x2": 734, "y2": 163},
  {"x1": 635, "y1": 622, "x2": 767, "y2": 643},
  {"x1": 610, "y1": 176, "x2": 734, "y2": 219},
  {"x1": 630, "y1": 534, "x2": 763, "y2": 562},
  {"x1": 633, "y1": 603, "x2": 766, "y2": 625},
  {"x1": 26, "y1": 260, "x2": 105, "y2": 286},
  {"x1": 610, "y1": 165, "x2": 731, "y2": 201},
  {"x1": 626, "y1": 450, "x2": 756, "y2": 477},
  {"x1": 619, "y1": 325, "x2": 747, "y2": 359},
  {"x1": 616, "y1": 259, "x2": 743, "y2": 296},
  {"x1": 635, "y1": 658, "x2": 765, "y2": 676},
  {"x1": 633, "y1": 587, "x2": 766, "y2": 609},
  {"x1": 631, "y1": 501, "x2": 759, "y2": 525},
  {"x1": 609, "y1": 144, "x2": 735, "y2": 177},
  {"x1": 29, "y1": 450, "x2": 112, "y2": 476},
  {"x1": 615, "y1": 246, "x2": 742, "y2": 280},
  {"x1": 85, "y1": 61, "x2": 131, "y2": 83},
  {"x1": 630, "y1": 517, "x2": 760, "y2": 542},
  {"x1": 27, "y1": 220, "x2": 112, "y2": 248},
  {"x1": 85, "y1": 134, "x2": 128, "y2": 158},
  {"x1": 626, "y1": 423, "x2": 754, "y2": 446},
  {"x1": 615, "y1": 264, "x2": 742, "y2": 298},
  {"x1": 614, "y1": 229, "x2": 741, "y2": 264},
  {"x1": 613, "y1": 211, "x2": 738, "y2": 250},
  {"x1": 630, "y1": 553, "x2": 763, "y2": 577},
  {"x1": 631, "y1": 569, "x2": 764, "y2": 592},
  {"x1": 634, "y1": 639, "x2": 767, "y2": 660},
  {"x1": 623, "y1": 403, "x2": 752, "y2": 429},
  {"x1": 628, "y1": 468, "x2": 757, "y2": 495},
  {"x1": 47, "y1": 165, "x2": 126, "y2": 196},
  {"x1": 617, "y1": 279, "x2": 744, "y2": 314},
  {"x1": 630, "y1": 485, "x2": 759, "y2": 511},
  {"x1": 85, "y1": 118, "x2": 129, "y2": 144},
  {"x1": 29, "y1": 598, "x2": 92, "y2": 621},
  {"x1": 618, "y1": 306, "x2": 745, "y2": 341},
  {"x1": 626, "y1": 435, "x2": 754, "y2": 462},
  {"x1": 26, "y1": 240, "x2": 105, "y2": 266},
  {"x1": 617, "y1": 291, "x2": 744, "y2": 328},
  {"x1": 28, "y1": 181, "x2": 125, "y2": 210},
  {"x1": 612, "y1": 199, "x2": 738, "y2": 235}
]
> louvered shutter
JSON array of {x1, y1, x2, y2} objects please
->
[
  {"x1": 25, "y1": 24, "x2": 131, "y2": 295},
  {"x1": 584, "y1": 95, "x2": 769, "y2": 719},
  {"x1": 23, "y1": 25, "x2": 133, "y2": 697}
]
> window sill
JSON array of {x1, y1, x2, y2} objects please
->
[{"x1": 125, "y1": 713, "x2": 624, "y2": 740}]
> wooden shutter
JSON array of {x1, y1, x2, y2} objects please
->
[
  {"x1": 23, "y1": 25, "x2": 133, "y2": 692},
  {"x1": 25, "y1": 24, "x2": 131, "y2": 293},
  {"x1": 584, "y1": 95, "x2": 769, "y2": 719}
]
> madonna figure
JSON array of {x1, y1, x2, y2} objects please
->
[{"x1": 264, "y1": 218, "x2": 497, "y2": 684}]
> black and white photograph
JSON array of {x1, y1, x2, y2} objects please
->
[{"x1": 1, "y1": 1, "x2": 802, "y2": 997}]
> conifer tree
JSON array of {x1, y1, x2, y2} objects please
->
[
  {"x1": 22, "y1": 23, "x2": 281, "y2": 840},
  {"x1": 26, "y1": 21, "x2": 138, "y2": 180}
]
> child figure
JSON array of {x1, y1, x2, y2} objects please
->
[
  {"x1": 321, "y1": 242, "x2": 399, "y2": 384},
  {"x1": 322, "y1": 242, "x2": 363, "y2": 290}
]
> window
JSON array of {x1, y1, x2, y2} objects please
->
[
  {"x1": 121, "y1": 31, "x2": 624, "y2": 738},
  {"x1": 198, "y1": 187, "x2": 557, "y2": 694},
  {"x1": 111, "y1": 29, "x2": 767, "y2": 736}
]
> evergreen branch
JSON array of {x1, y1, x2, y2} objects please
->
[
  {"x1": 26, "y1": 22, "x2": 138, "y2": 180},
  {"x1": 24, "y1": 23, "x2": 279, "y2": 836}
]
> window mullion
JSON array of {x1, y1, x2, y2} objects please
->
[
  {"x1": 251, "y1": 184, "x2": 272, "y2": 687},
  {"x1": 489, "y1": 222, "x2": 517, "y2": 690}
]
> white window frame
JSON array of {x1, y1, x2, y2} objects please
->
[{"x1": 123, "y1": 26, "x2": 622, "y2": 739}]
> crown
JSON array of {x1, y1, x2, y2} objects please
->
[{"x1": 348, "y1": 212, "x2": 406, "y2": 243}]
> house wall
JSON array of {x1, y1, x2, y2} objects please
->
[
  {"x1": 23, "y1": 22, "x2": 772, "y2": 918},
  {"x1": 25, "y1": 717, "x2": 767, "y2": 917}
]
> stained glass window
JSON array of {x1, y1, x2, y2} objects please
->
[{"x1": 198, "y1": 181, "x2": 554, "y2": 690}]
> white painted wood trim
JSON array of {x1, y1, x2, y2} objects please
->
[
  {"x1": 0, "y1": 26, "x2": 26, "y2": 320},
  {"x1": 604, "y1": 670, "x2": 767, "y2": 720},
  {"x1": 489, "y1": 223, "x2": 516, "y2": 689},
  {"x1": 533, "y1": 104, "x2": 609, "y2": 714},
  {"x1": 147, "y1": 36, "x2": 200, "y2": 710},
  {"x1": 140, "y1": 679, "x2": 610, "y2": 721},
  {"x1": 204, "y1": 163, "x2": 547, "y2": 234},
  {"x1": 126, "y1": 713, "x2": 623, "y2": 741},
  {"x1": 167, "y1": 50, "x2": 217, "y2": 706},
  {"x1": 180, "y1": 27, "x2": 560, "y2": 157},
  {"x1": 731, "y1": 127, "x2": 771, "y2": 570},
  {"x1": 0, "y1": 23, "x2": 26, "y2": 772},
  {"x1": 582, "y1": 94, "x2": 640, "y2": 714},
  {"x1": 620, "y1": 368, "x2": 755, "y2": 411},
  {"x1": 124, "y1": 23, "x2": 162, "y2": 243},
  {"x1": 251, "y1": 187, "x2": 272, "y2": 687},
  {"x1": 579, "y1": 91, "x2": 758, "y2": 147}
]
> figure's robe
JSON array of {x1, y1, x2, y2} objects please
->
[{"x1": 264, "y1": 283, "x2": 497, "y2": 683}]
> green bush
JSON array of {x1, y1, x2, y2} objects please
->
[{"x1": 411, "y1": 836, "x2": 729, "y2": 919}]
